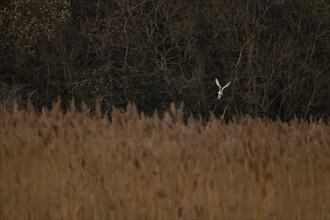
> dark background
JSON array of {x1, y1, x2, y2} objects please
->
[{"x1": 0, "y1": 0, "x2": 329, "y2": 121}]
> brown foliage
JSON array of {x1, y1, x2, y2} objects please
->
[{"x1": 1, "y1": 101, "x2": 329, "y2": 219}]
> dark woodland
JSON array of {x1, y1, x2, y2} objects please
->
[{"x1": 0, "y1": 0, "x2": 329, "y2": 121}]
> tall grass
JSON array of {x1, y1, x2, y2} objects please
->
[{"x1": 0, "y1": 101, "x2": 329, "y2": 219}]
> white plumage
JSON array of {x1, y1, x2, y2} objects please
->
[{"x1": 215, "y1": 78, "x2": 231, "y2": 100}]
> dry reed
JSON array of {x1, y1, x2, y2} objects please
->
[{"x1": 0, "y1": 101, "x2": 329, "y2": 219}]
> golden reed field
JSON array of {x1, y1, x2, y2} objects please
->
[{"x1": 1, "y1": 101, "x2": 329, "y2": 220}]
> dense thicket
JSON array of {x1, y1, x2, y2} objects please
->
[
  {"x1": 0, "y1": 0, "x2": 329, "y2": 120},
  {"x1": 1, "y1": 102, "x2": 329, "y2": 219}
]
